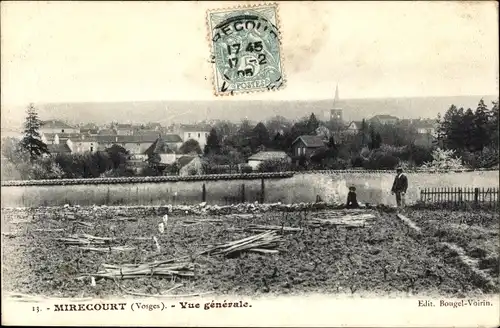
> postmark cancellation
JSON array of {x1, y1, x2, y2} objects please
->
[{"x1": 207, "y1": 3, "x2": 285, "y2": 96}]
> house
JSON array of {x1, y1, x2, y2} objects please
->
[
  {"x1": 247, "y1": 151, "x2": 291, "y2": 171},
  {"x1": 98, "y1": 129, "x2": 117, "y2": 135},
  {"x1": 413, "y1": 120, "x2": 437, "y2": 135},
  {"x1": 177, "y1": 155, "x2": 203, "y2": 176},
  {"x1": 47, "y1": 143, "x2": 72, "y2": 155},
  {"x1": 346, "y1": 121, "x2": 363, "y2": 134},
  {"x1": 179, "y1": 125, "x2": 211, "y2": 149},
  {"x1": 161, "y1": 134, "x2": 183, "y2": 151},
  {"x1": 115, "y1": 124, "x2": 134, "y2": 136},
  {"x1": 291, "y1": 135, "x2": 325, "y2": 157},
  {"x1": 40, "y1": 120, "x2": 79, "y2": 134},
  {"x1": 146, "y1": 122, "x2": 162, "y2": 131},
  {"x1": 96, "y1": 135, "x2": 158, "y2": 154},
  {"x1": 80, "y1": 128, "x2": 99, "y2": 135},
  {"x1": 70, "y1": 135, "x2": 98, "y2": 153},
  {"x1": 369, "y1": 115, "x2": 399, "y2": 125},
  {"x1": 41, "y1": 132, "x2": 98, "y2": 153},
  {"x1": 143, "y1": 136, "x2": 177, "y2": 165}
]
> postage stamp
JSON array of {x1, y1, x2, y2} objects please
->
[{"x1": 207, "y1": 3, "x2": 285, "y2": 96}]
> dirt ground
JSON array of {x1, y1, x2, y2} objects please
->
[
  {"x1": 1, "y1": 206, "x2": 498, "y2": 298},
  {"x1": 403, "y1": 209, "x2": 499, "y2": 282}
]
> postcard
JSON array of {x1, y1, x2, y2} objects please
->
[{"x1": 1, "y1": 1, "x2": 499, "y2": 327}]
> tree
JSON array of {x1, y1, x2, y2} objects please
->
[
  {"x1": 439, "y1": 104, "x2": 466, "y2": 150},
  {"x1": 179, "y1": 139, "x2": 202, "y2": 154},
  {"x1": 462, "y1": 108, "x2": 475, "y2": 151},
  {"x1": 251, "y1": 122, "x2": 270, "y2": 150},
  {"x1": 265, "y1": 115, "x2": 292, "y2": 136},
  {"x1": 204, "y1": 128, "x2": 221, "y2": 155},
  {"x1": 327, "y1": 135, "x2": 336, "y2": 149},
  {"x1": 307, "y1": 113, "x2": 319, "y2": 134},
  {"x1": 19, "y1": 104, "x2": 49, "y2": 162},
  {"x1": 489, "y1": 100, "x2": 499, "y2": 149},
  {"x1": 105, "y1": 145, "x2": 129, "y2": 169},
  {"x1": 1, "y1": 137, "x2": 29, "y2": 165},
  {"x1": 472, "y1": 99, "x2": 492, "y2": 152},
  {"x1": 368, "y1": 125, "x2": 381, "y2": 150},
  {"x1": 360, "y1": 119, "x2": 367, "y2": 146}
]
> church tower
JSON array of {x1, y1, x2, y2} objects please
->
[{"x1": 330, "y1": 84, "x2": 343, "y2": 122}]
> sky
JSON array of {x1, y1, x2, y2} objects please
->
[{"x1": 1, "y1": 1, "x2": 499, "y2": 106}]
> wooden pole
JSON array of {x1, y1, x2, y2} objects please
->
[
  {"x1": 260, "y1": 178, "x2": 265, "y2": 204},
  {"x1": 202, "y1": 183, "x2": 206, "y2": 202},
  {"x1": 241, "y1": 184, "x2": 246, "y2": 203}
]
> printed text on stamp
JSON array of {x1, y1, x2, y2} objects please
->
[{"x1": 208, "y1": 4, "x2": 284, "y2": 95}]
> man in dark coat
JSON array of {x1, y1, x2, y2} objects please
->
[{"x1": 391, "y1": 167, "x2": 408, "y2": 207}]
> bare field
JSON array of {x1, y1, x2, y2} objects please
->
[
  {"x1": 403, "y1": 209, "x2": 499, "y2": 282},
  {"x1": 2, "y1": 206, "x2": 498, "y2": 299}
]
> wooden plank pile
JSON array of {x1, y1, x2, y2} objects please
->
[
  {"x1": 202, "y1": 231, "x2": 285, "y2": 257},
  {"x1": 80, "y1": 258, "x2": 195, "y2": 280},
  {"x1": 308, "y1": 213, "x2": 377, "y2": 228},
  {"x1": 54, "y1": 233, "x2": 114, "y2": 246}
]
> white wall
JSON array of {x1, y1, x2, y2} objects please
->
[
  {"x1": 183, "y1": 132, "x2": 209, "y2": 149},
  {"x1": 248, "y1": 160, "x2": 262, "y2": 171}
]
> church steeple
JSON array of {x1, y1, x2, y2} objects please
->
[{"x1": 334, "y1": 84, "x2": 339, "y2": 103}]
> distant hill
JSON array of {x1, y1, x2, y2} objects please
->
[{"x1": 1, "y1": 95, "x2": 497, "y2": 132}]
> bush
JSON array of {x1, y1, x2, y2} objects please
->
[
  {"x1": 23, "y1": 157, "x2": 65, "y2": 180},
  {"x1": 363, "y1": 151, "x2": 400, "y2": 170},
  {"x1": 462, "y1": 147, "x2": 499, "y2": 169},
  {"x1": 421, "y1": 148, "x2": 466, "y2": 171},
  {"x1": 351, "y1": 156, "x2": 365, "y2": 168},
  {"x1": 257, "y1": 159, "x2": 292, "y2": 172},
  {"x1": 1, "y1": 161, "x2": 22, "y2": 180},
  {"x1": 240, "y1": 165, "x2": 253, "y2": 173},
  {"x1": 324, "y1": 158, "x2": 352, "y2": 169},
  {"x1": 163, "y1": 163, "x2": 180, "y2": 176},
  {"x1": 409, "y1": 145, "x2": 433, "y2": 166}
]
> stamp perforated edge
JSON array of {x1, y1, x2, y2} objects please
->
[{"x1": 205, "y1": 2, "x2": 287, "y2": 97}]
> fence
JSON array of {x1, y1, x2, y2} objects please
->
[{"x1": 420, "y1": 187, "x2": 499, "y2": 208}]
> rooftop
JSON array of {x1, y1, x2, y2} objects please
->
[
  {"x1": 292, "y1": 135, "x2": 325, "y2": 148},
  {"x1": 41, "y1": 120, "x2": 76, "y2": 129},
  {"x1": 248, "y1": 151, "x2": 290, "y2": 161},
  {"x1": 47, "y1": 143, "x2": 72, "y2": 154},
  {"x1": 177, "y1": 155, "x2": 196, "y2": 168},
  {"x1": 370, "y1": 115, "x2": 399, "y2": 121}
]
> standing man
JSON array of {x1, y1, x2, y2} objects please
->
[{"x1": 391, "y1": 167, "x2": 408, "y2": 207}]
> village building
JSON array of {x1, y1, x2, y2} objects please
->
[
  {"x1": 143, "y1": 136, "x2": 178, "y2": 165},
  {"x1": 40, "y1": 120, "x2": 79, "y2": 134},
  {"x1": 98, "y1": 129, "x2": 117, "y2": 135},
  {"x1": 96, "y1": 135, "x2": 158, "y2": 154},
  {"x1": 177, "y1": 155, "x2": 203, "y2": 176},
  {"x1": 247, "y1": 151, "x2": 291, "y2": 171},
  {"x1": 413, "y1": 120, "x2": 437, "y2": 135},
  {"x1": 115, "y1": 124, "x2": 134, "y2": 136},
  {"x1": 80, "y1": 128, "x2": 99, "y2": 135},
  {"x1": 346, "y1": 121, "x2": 363, "y2": 134},
  {"x1": 291, "y1": 135, "x2": 325, "y2": 158},
  {"x1": 177, "y1": 124, "x2": 211, "y2": 149},
  {"x1": 182, "y1": 130, "x2": 210, "y2": 149},
  {"x1": 369, "y1": 115, "x2": 399, "y2": 125},
  {"x1": 323, "y1": 85, "x2": 343, "y2": 122}
]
